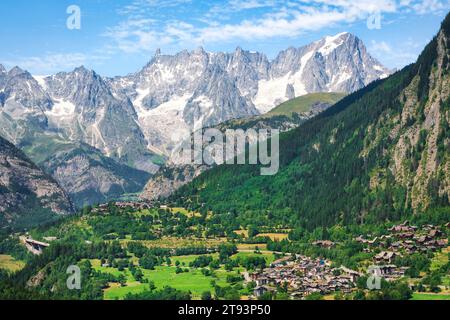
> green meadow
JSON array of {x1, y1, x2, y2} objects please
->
[
  {"x1": 91, "y1": 251, "x2": 274, "y2": 300},
  {"x1": 0, "y1": 255, "x2": 25, "y2": 272},
  {"x1": 411, "y1": 293, "x2": 450, "y2": 300},
  {"x1": 101, "y1": 265, "x2": 230, "y2": 300}
]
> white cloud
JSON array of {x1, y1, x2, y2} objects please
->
[
  {"x1": 411, "y1": 0, "x2": 448, "y2": 14},
  {"x1": 104, "y1": 0, "x2": 450, "y2": 54},
  {"x1": 197, "y1": 9, "x2": 350, "y2": 41}
]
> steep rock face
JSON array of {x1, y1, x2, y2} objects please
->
[
  {"x1": 141, "y1": 164, "x2": 209, "y2": 201},
  {"x1": 43, "y1": 67, "x2": 158, "y2": 173},
  {"x1": 1, "y1": 33, "x2": 389, "y2": 162},
  {"x1": 217, "y1": 47, "x2": 270, "y2": 98},
  {"x1": 0, "y1": 67, "x2": 51, "y2": 146},
  {"x1": 182, "y1": 64, "x2": 259, "y2": 127},
  {"x1": 1, "y1": 67, "x2": 52, "y2": 113},
  {"x1": 0, "y1": 66, "x2": 158, "y2": 207},
  {"x1": 0, "y1": 136, "x2": 73, "y2": 228},
  {"x1": 39, "y1": 142, "x2": 151, "y2": 208},
  {"x1": 111, "y1": 48, "x2": 261, "y2": 155},
  {"x1": 255, "y1": 32, "x2": 390, "y2": 112},
  {"x1": 372, "y1": 25, "x2": 450, "y2": 211},
  {"x1": 110, "y1": 32, "x2": 390, "y2": 155}
]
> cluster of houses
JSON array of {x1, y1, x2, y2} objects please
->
[
  {"x1": 366, "y1": 264, "x2": 410, "y2": 282},
  {"x1": 312, "y1": 240, "x2": 335, "y2": 248},
  {"x1": 250, "y1": 255, "x2": 361, "y2": 299},
  {"x1": 354, "y1": 221, "x2": 449, "y2": 281},
  {"x1": 91, "y1": 201, "x2": 152, "y2": 213},
  {"x1": 249, "y1": 221, "x2": 448, "y2": 299},
  {"x1": 355, "y1": 221, "x2": 448, "y2": 260}
]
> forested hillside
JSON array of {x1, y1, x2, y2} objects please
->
[
  {"x1": 172, "y1": 13, "x2": 450, "y2": 231},
  {"x1": 141, "y1": 93, "x2": 344, "y2": 201}
]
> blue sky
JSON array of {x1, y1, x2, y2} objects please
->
[{"x1": 0, "y1": 0, "x2": 449, "y2": 76}]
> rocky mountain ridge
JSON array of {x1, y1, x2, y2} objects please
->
[
  {"x1": 0, "y1": 32, "x2": 391, "y2": 206},
  {"x1": 0, "y1": 135, "x2": 74, "y2": 228}
]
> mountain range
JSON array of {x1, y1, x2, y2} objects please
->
[
  {"x1": 171, "y1": 14, "x2": 450, "y2": 230},
  {"x1": 0, "y1": 32, "x2": 391, "y2": 211}
]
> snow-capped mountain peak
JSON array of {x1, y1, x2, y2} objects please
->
[
  {"x1": 317, "y1": 32, "x2": 349, "y2": 56},
  {"x1": 254, "y1": 32, "x2": 391, "y2": 112},
  {"x1": 1, "y1": 32, "x2": 391, "y2": 163},
  {"x1": 0, "y1": 66, "x2": 53, "y2": 114},
  {"x1": 0, "y1": 32, "x2": 393, "y2": 207}
]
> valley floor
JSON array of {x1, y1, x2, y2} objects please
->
[{"x1": 0, "y1": 203, "x2": 449, "y2": 301}]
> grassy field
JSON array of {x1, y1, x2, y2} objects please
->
[
  {"x1": 236, "y1": 243, "x2": 267, "y2": 251},
  {"x1": 266, "y1": 92, "x2": 346, "y2": 117},
  {"x1": 234, "y1": 230, "x2": 290, "y2": 241},
  {"x1": 430, "y1": 246, "x2": 449, "y2": 286},
  {"x1": 231, "y1": 251, "x2": 276, "y2": 265},
  {"x1": 119, "y1": 236, "x2": 227, "y2": 249},
  {"x1": 103, "y1": 266, "x2": 232, "y2": 300},
  {"x1": 92, "y1": 250, "x2": 276, "y2": 300},
  {"x1": 131, "y1": 209, "x2": 158, "y2": 217},
  {"x1": 0, "y1": 255, "x2": 25, "y2": 272},
  {"x1": 92, "y1": 256, "x2": 234, "y2": 300},
  {"x1": 169, "y1": 207, "x2": 202, "y2": 218},
  {"x1": 172, "y1": 253, "x2": 219, "y2": 266},
  {"x1": 233, "y1": 230, "x2": 249, "y2": 237},
  {"x1": 411, "y1": 293, "x2": 450, "y2": 300},
  {"x1": 256, "y1": 233, "x2": 289, "y2": 241},
  {"x1": 431, "y1": 246, "x2": 449, "y2": 269}
]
